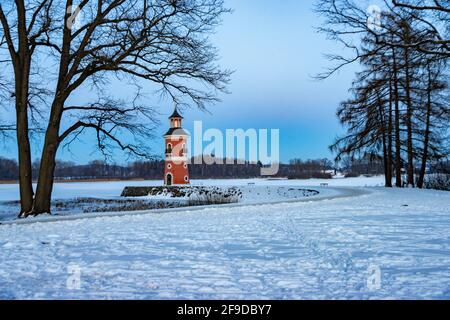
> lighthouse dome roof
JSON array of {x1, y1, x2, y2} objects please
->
[
  {"x1": 169, "y1": 108, "x2": 183, "y2": 119},
  {"x1": 164, "y1": 127, "x2": 188, "y2": 137}
]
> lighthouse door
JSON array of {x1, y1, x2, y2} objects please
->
[{"x1": 166, "y1": 173, "x2": 173, "y2": 186}]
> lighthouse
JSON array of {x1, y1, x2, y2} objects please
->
[{"x1": 164, "y1": 106, "x2": 190, "y2": 186}]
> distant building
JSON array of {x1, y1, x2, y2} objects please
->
[{"x1": 164, "y1": 106, "x2": 190, "y2": 185}]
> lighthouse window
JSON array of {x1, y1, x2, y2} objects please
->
[
  {"x1": 166, "y1": 144, "x2": 172, "y2": 153},
  {"x1": 184, "y1": 176, "x2": 189, "y2": 182},
  {"x1": 167, "y1": 164, "x2": 172, "y2": 169},
  {"x1": 183, "y1": 163, "x2": 187, "y2": 169}
]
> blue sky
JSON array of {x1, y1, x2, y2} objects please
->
[{"x1": 1, "y1": 0, "x2": 361, "y2": 164}]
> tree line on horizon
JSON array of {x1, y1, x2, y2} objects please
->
[
  {"x1": 316, "y1": 0, "x2": 449, "y2": 188},
  {"x1": 0, "y1": 156, "x2": 403, "y2": 181}
]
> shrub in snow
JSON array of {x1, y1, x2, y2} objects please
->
[
  {"x1": 344, "y1": 172, "x2": 360, "y2": 178},
  {"x1": 311, "y1": 172, "x2": 333, "y2": 179},
  {"x1": 423, "y1": 174, "x2": 450, "y2": 191},
  {"x1": 187, "y1": 187, "x2": 242, "y2": 205},
  {"x1": 287, "y1": 172, "x2": 333, "y2": 179},
  {"x1": 122, "y1": 186, "x2": 243, "y2": 201}
]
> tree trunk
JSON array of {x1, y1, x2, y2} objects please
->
[
  {"x1": 31, "y1": 124, "x2": 60, "y2": 215},
  {"x1": 417, "y1": 66, "x2": 432, "y2": 188},
  {"x1": 376, "y1": 91, "x2": 390, "y2": 187},
  {"x1": 381, "y1": 130, "x2": 390, "y2": 187},
  {"x1": 392, "y1": 48, "x2": 402, "y2": 187},
  {"x1": 15, "y1": 85, "x2": 34, "y2": 215},
  {"x1": 29, "y1": 2, "x2": 72, "y2": 216},
  {"x1": 403, "y1": 25, "x2": 415, "y2": 187},
  {"x1": 31, "y1": 94, "x2": 66, "y2": 215},
  {"x1": 386, "y1": 80, "x2": 394, "y2": 187},
  {"x1": 14, "y1": 0, "x2": 34, "y2": 216}
]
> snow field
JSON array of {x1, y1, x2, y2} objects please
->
[{"x1": 0, "y1": 184, "x2": 449, "y2": 299}]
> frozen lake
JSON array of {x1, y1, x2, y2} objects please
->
[{"x1": 0, "y1": 176, "x2": 387, "y2": 201}]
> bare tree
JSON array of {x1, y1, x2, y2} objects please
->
[
  {"x1": 1, "y1": 0, "x2": 231, "y2": 217},
  {"x1": 391, "y1": 0, "x2": 450, "y2": 56},
  {"x1": 393, "y1": 0, "x2": 450, "y2": 13},
  {"x1": 0, "y1": 0, "x2": 54, "y2": 213},
  {"x1": 416, "y1": 59, "x2": 449, "y2": 188},
  {"x1": 315, "y1": 0, "x2": 448, "y2": 78},
  {"x1": 317, "y1": 0, "x2": 449, "y2": 188}
]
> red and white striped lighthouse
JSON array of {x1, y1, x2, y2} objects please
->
[{"x1": 164, "y1": 106, "x2": 189, "y2": 185}]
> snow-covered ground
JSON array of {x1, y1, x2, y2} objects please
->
[{"x1": 0, "y1": 177, "x2": 449, "y2": 299}]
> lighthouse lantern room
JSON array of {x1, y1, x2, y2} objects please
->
[{"x1": 164, "y1": 106, "x2": 190, "y2": 185}]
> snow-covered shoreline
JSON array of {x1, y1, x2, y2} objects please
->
[
  {"x1": 1, "y1": 187, "x2": 364, "y2": 226},
  {"x1": 1, "y1": 176, "x2": 385, "y2": 221}
]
